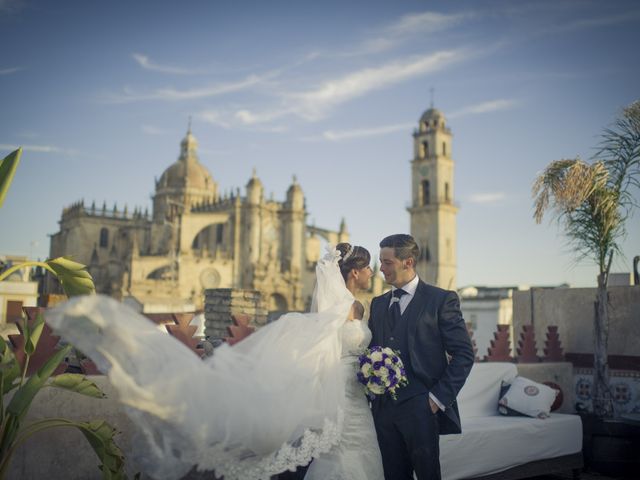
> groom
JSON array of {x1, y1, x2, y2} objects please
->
[{"x1": 369, "y1": 234, "x2": 474, "y2": 480}]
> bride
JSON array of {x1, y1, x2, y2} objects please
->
[{"x1": 46, "y1": 243, "x2": 384, "y2": 480}]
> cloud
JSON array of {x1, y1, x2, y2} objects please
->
[
  {"x1": 449, "y1": 99, "x2": 518, "y2": 119},
  {"x1": 141, "y1": 125, "x2": 170, "y2": 135},
  {"x1": 340, "y1": 10, "x2": 475, "y2": 57},
  {"x1": 468, "y1": 192, "x2": 506, "y2": 204},
  {"x1": 199, "y1": 49, "x2": 469, "y2": 129},
  {"x1": 0, "y1": 143, "x2": 79, "y2": 155},
  {"x1": 0, "y1": 66, "x2": 21, "y2": 75},
  {"x1": 290, "y1": 50, "x2": 466, "y2": 120},
  {"x1": 198, "y1": 109, "x2": 290, "y2": 133},
  {"x1": 234, "y1": 108, "x2": 291, "y2": 125},
  {"x1": 545, "y1": 10, "x2": 640, "y2": 34},
  {"x1": 386, "y1": 10, "x2": 473, "y2": 37},
  {"x1": 132, "y1": 53, "x2": 201, "y2": 75},
  {"x1": 101, "y1": 72, "x2": 274, "y2": 103},
  {"x1": 311, "y1": 122, "x2": 414, "y2": 142}
]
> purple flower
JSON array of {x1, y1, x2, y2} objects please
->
[
  {"x1": 372, "y1": 361, "x2": 384, "y2": 370},
  {"x1": 358, "y1": 355, "x2": 371, "y2": 367},
  {"x1": 356, "y1": 372, "x2": 366, "y2": 385}
]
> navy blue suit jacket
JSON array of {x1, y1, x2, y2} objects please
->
[{"x1": 369, "y1": 280, "x2": 474, "y2": 434}]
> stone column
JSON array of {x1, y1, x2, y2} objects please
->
[{"x1": 204, "y1": 288, "x2": 268, "y2": 340}]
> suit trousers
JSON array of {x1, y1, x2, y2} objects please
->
[{"x1": 373, "y1": 394, "x2": 441, "y2": 480}]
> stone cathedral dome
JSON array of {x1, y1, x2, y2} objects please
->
[
  {"x1": 419, "y1": 107, "x2": 445, "y2": 124},
  {"x1": 158, "y1": 129, "x2": 216, "y2": 191}
]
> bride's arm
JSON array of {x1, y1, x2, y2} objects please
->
[{"x1": 347, "y1": 300, "x2": 365, "y2": 321}]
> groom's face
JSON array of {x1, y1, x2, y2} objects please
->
[{"x1": 379, "y1": 247, "x2": 413, "y2": 288}]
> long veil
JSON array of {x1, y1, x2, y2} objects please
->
[{"x1": 46, "y1": 245, "x2": 354, "y2": 480}]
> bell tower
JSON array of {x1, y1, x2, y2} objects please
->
[{"x1": 408, "y1": 106, "x2": 457, "y2": 289}]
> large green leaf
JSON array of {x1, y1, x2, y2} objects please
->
[
  {"x1": 24, "y1": 313, "x2": 45, "y2": 356},
  {"x1": 45, "y1": 257, "x2": 95, "y2": 296},
  {"x1": 0, "y1": 147, "x2": 21, "y2": 209},
  {"x1": 50, "y1": 374, "x2": 105, "y2": 399},
  {"x1": 6, "y1": 345, "x2": 72, "y2": 421},
  {"x1": 81, "y1": 420, "x2": 127, "y2": 480},
  {"x1": 0, "y1": 418, "x2": 128, "y2": 480},
  {"x1": 0, "y1": 338, "x2": 20, "y2": 394}
]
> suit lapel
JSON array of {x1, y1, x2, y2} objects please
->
[
  {"x1": 407, "y1": 281, "x2": 429, "y2": 351},
  {"x1": 373, "y1": 291, "x2": 392, "y2": 345}
]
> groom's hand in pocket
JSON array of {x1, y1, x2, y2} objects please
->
[{"x1": 428, "y1": 397, "x2": 439, "y2": 413}]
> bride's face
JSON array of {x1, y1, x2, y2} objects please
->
[{"x1": 354, "y1": 265, "x2": 373, "y2": 289}]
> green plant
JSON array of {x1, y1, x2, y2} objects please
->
[
  {"x1": 0, "y1": 148, "x2": 129, "y2": 479},
  {"x1": 533, "y1": 101, "x2": 640, "y2": 418}
]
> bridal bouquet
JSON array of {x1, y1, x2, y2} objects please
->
[{"x1": 357, "y1": 346, "x2": 408, "y2": 400}]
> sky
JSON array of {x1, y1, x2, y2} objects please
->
[{"x1": 0, "y1": 0, "x2": 638, "y2": 288}]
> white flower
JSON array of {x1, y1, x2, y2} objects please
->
[
  {"x1": 322, "y1": 243, "x2": 341, "y2": 265},
  {"x1": 368, "y1": 382, "x2": 386, "y2": 395},
  {"x1": 370, "y1": 351, "x2": 383, "y2": 362},
  {"x1": 360, "y1": 364, "x2": 371, "y2": 376},
  {"x1": 377, "y1": 366, "x2": 389, "y2": 377}
]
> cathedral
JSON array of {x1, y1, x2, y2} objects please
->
[
  {"x1": 48, "y1": 128, "x2": 348, "y2": 313},
  {"x1": 48, "y1": 104, "x2": 457, "y2": 313}
]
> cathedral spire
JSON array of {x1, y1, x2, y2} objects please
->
[{"x1": 179, "y1": 123, "x2": 199, "y2": 163}]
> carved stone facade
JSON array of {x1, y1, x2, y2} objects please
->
[{"x1": 48, "y1": 128, "x2": 348, "y2": 312}]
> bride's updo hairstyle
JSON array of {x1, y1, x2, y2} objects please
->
[{"x1": 336, "y1": 243, "x2": 371, "y2": 282}]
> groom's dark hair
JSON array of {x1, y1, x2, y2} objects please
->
[{"x1": 379, "y1": 234, "x2": 420, "y2": 268}]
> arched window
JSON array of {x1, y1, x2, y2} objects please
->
[
  {"x1": 421, "y1": 243, "x2": 431, "y2": 262},
  {"x1": 422, "y1": 141, "x2": 429, "y2": 158},
  {"x1": 216, "y1": 224, "x2": 224, "y2": 244},
  {"x1": 99, "y1": 228, "x2": 109, "y2": 248},
  {"x1": 421, "y1": 180, "x2": 430, "y2": 206},
  {"x1": 445, "y1": 182, "x2": 450, "y2": 202},
  {"x1": 269, "y1": 293, "x2": 288, "y2": 313},
  {"x1": 442, "y1": 141, "x2": 447, "y2": 156}
]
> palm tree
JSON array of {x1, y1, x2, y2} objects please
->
[{"x1": 532, "y1": 101, "x2": 640, "y2": 418}]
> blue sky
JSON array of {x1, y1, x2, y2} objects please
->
[{"x1": 0, "y1": 0, "x2": 638, "y2": 288}]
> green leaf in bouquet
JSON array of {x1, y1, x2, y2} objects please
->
[
  {"x1": 0, "y1": 147, "x2": 21, "y2": 209},
  {"x1": 45, "y1": 257, "x2": 96, "y2": 297},
  {"x1": 50, "y1": 373, "x2": 106, "y2": 399}
]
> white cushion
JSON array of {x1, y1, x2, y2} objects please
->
[
  {"x1": 498, "y1": 376, "x2": 558, "y2": 419},
  {"x1": 458, "y1": 363, "x2": 517, "y2": 418}
]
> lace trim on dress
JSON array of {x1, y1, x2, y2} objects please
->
[{"x1": 196, "y1": 409, "x2": 344, "y2": 480}]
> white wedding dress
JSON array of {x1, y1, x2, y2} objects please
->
[
  {"x1": 305, "y1": 319, "x2": 384, "y2": 480},
  {"x1": 45, "y1": 246, "x2": 383, "y2": 480}
]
